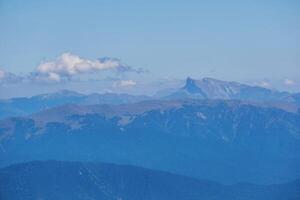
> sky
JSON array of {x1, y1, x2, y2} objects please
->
[{"x1": 0, "y1": 0, "x2": 299, "y2": 97}]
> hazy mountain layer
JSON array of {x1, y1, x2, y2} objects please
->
[
  {"x1": 163, "y1": 77, "x2": 300, "y2": 108},
  {"x1": 1, "y1": 77, "x2": 300, "y2": 120},
  {"x1": 0, "y1": 90, "x2": 150, "y2": 119}
]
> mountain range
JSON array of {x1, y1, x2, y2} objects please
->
[
  {"x1": 1, "y1": 77, "x2": 299, "y2": 120},
  {"x1": 1, "y1": 76, "x2": 300, "y2": 200},
  {"x1": 0, "y1": 90, "x2": 150, "y2": 119},
  {"x1": 1, "y1": 99, "x2": 300, "y2": 184},
  {"x1": 1, "y1": 160, "x2": 299, "y2": 200},
  {"x1": 163, "y1": 77, "x2": 300, "y2": 105}
]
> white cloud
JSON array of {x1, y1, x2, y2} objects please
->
[
  {"x1": 0, "y1": 69, "x2": 5, "y2": 80},
  {"x1": 255, "y1": 81, "x2": 271, "y2": 88},
  {"x1": 284, "y1": 79, "x2": 295, "y2": 86},
  {"x1": 114, "y1": 80, "x2": 137, "y2": 88},
  {"x1": 1, "y1": 53, "x2": 146, "y2": 84},
  {"x1": 34, "y1": 53, "x2": 141, "y2": 82},
  {"x1": 0, "y1": 69, "x2": 23, "y2": 84}
]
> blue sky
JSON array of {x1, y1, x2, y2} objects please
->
[{"x1": 0, "y1": 0, "x2": 299, "y2": 97}]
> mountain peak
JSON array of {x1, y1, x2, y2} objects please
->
[
  {"x1": 186, "y1": 76, "x2": 194, "y2": 83},
  {"x1": 183, "y1": 77, "x2": 206, "y2": 96},
  {"x1": 183, "y1": 77, "x2": 197, "y2": 92}
]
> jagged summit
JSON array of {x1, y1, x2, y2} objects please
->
[
  {"x1": 182, "y1": 76, "x2": 238, "y2": 98},
  {"x1": 163, "y1": 76, "x2": 294, "y2": 102},
  {"x1": 182, "y1": 77, "x2": 204, "y2": 94}
]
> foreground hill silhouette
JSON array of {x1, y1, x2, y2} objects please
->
[{"x1": 1, "y1": 160, "x2": 299, "y2": 200}]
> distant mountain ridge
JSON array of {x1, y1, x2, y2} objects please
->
[
  {"x1": 1, "y1": 160, "x2": 299, "y2": 200},
  {"x1": 0, "y1": 90, "x2": 150, "y2": 119},
  {"x1": 164, "y1": 77, "x2": 300, "y2": 104},
  {"x1": 1, "y1": 77, "x2": 299, "y2": 119}
]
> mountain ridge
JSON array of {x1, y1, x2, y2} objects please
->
[
  {"x1": 1, "y1": 77, "x2": 300, "y2": 119},
  {"x1": 1, "y1": 160, "x2": 299, "y2": 200},
  {"x1": 1, "y1": 99, "x2": 300, "y2": 184},
  {"x1": 163, "y1": 77, "x2": 298, "y2": 103},
  {"x1": 0, "y1": 91, "x2": 151, "y2": 119}
]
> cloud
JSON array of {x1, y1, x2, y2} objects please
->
[
  {"x1": 114, "y1": 80, "x2": 137, "y2": 88},
  {"x1": 0, "y1": 69, "x2": 5, "y2": 80},
  {"x1": 284, "y1": 79, "x2": 295, "y2": 86},
  {"x1": 0, "y1": 69, "x2": 23, "y2": 85},
  {"x1": 32, "y1": 53, "x2": 144, "y2": 82},
  {"x1": 254, "y1": 81, "x2": 271, "y2": 88},
  {"x1": 1, "y1": 53, "x2": 146, "y2": 86}
]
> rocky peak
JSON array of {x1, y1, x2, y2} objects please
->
[{"x1": 183, "y1": 77, "x2": 205, "y2": 95}]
